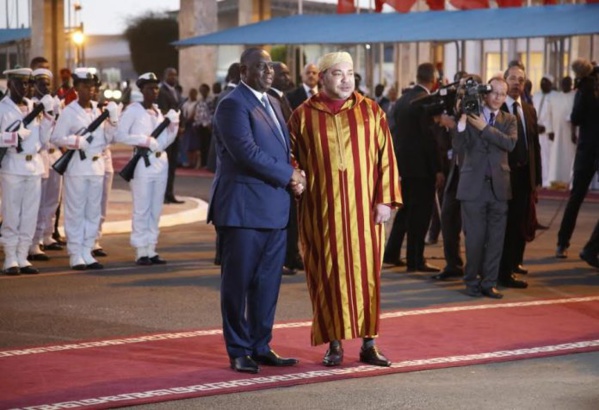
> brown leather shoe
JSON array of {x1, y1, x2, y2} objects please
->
[
  {"x1": 322, "y1": 343, "x2": 344, "y2": 366},
  {"x1": 359, "y1": 345, "x2": 392, "y2": 367}
]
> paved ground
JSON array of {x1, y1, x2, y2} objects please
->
[{"x1": 1, "y1": 167, "x2": 598, "y2": 409}]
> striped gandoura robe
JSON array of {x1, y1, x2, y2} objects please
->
[{"x1": 288, "y1": 91, "x2": 402, "y2": 346}]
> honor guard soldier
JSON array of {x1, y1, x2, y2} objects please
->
[
  {"x1": 29, "y1": 68, "x2": 64, "y2": 261},
  {"x1": 0, "y1": 67, "x2": 55, "y2": 275},
  {"x1": 50, "y1": 67, "x2": 119, "y2": 270},
  {"x1": 115, "y1": 72, "x2": 180, "y2": 265}
]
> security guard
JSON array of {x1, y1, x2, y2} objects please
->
[
  {"x1": 0, "y1": 67, "x2": 54, "y2": 275},
  {"x1": 115, "y1": 72, "x2": 179, "y2": 265},
  {"x1": 50, "y1": 67, "x2": 118, "y2": 270}
]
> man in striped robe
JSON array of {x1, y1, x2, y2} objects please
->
[{"x1": 288, "y1": 52, "x2": 402, "y2": 367}]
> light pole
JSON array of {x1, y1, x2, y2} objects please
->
[{"x1": 71, "y1": 22, "x2": 85, "y2": 67}]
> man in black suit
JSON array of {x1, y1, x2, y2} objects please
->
[
  {"x1": 453, "y1": 77, "x2": 517, "y2": 298},
  {"x1": 498, "y1": 61, "x2": 542, "y2": 289},
  {"x1": 384, "y1": 63, "x2": 444, "y2": 272},
  {"x1": 269, "y1": 62, "x2": 302, "y2": 276},
  {"x1": 286, "y1": 63, "x2": 318, "y2": 111},
  {"x1": 157, "y1": 67, "x2": 184, "y2": 204}
]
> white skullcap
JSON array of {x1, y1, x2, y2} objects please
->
[
  {"x1": 3, "y1": 67, "x2": 32, "y2": 77},
  {"x1": 542, "y1": 73, "x2": 555, "y2": 83},
  {"x1": 317, "y1": 52, "x2": 353, "y2": 72},
  {"x1": 32, "y1": 68, "x2": 53, "y2": 79}
]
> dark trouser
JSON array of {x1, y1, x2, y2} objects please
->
[
  {"x1": 284, "y1": 195, "x2": 301, "y2": 268},
  {"x1": 557, "y1": 147, "x2": 598, "y2": 249},
  {"x1": 583, "y1": 219, "x2": 599, "y2": 255},
  {"x1": 384, "y1": 176, "x2": 435, "y2": 268},
  {"x1": 499, "y1": 165, "x2": 530, "y2": 280},
  {"x1": 427, "y1": 186, "x2": 444, "y2": 242},
  {"x1": 218, "y1": 226, "x2": 286, "y2": 359},
  {"x1": 198, "y1": 126, "x2": 212, "y2": 167},
  {"x1": 441, "y1": 166, "x2": 463, "y2": 272},
  {"x1": 165, "y1": 136, "x2": 179, "y2": 198},
  {"x1": 461, "y1": 180, "x2": 508, "y2": 290}
]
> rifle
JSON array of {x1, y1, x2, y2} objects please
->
[
  {"x1": 118, "y1": 117, "x2": 171, "y2": 182},
  {"x1": 0, "y1": 103, "x2": 45, "y2": 167},
  {"x1": 52, "y1": 110, "x2": 110, "y2": 175}
]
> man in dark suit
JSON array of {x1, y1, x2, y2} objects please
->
[
  {"x1": 157, "y1": 67, "x2": 184, "y2": 204},
  {"x1": 498, "y1": 61, "x2": 542, "y2": 288},
  {"x1": 209, "y1": 48, "x2": 304, "y2": 374},
  {"x1": 269, "y1": 62, "x2": 302, "y2": 276},
  {"x1": 286, "y1": 63, "x2": 318, "y2": 111},
  {"x1": 384, "y1": 63, "x2": 444, "y2": 272},
  {"x1": 453, "y1": 77, "x2": 517, "y2": 298}
]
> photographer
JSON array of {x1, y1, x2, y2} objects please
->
[
  {"x1": 453, "y1": 76, "x2": 517, "y2": 298},
  {"x1": 556, "y1": 58, "x2": 599, "y2": 260}
]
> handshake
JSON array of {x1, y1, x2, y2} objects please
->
[{"x1": 289, "y1": 168, "x2": 306, "y2": 197}]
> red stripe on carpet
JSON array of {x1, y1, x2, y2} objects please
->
[{"x1": 1, "y1": 297, "x2": 598, "y2": 409}]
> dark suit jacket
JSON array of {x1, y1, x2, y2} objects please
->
[
  {"x1": 453, "y1": 110, "x2": 517, "y2": 202},
  {"x1": 268, "y1": 88, "x2": 293, "y2": 122},
  {"x1": 393, "y1": 85, "x2": 442, "y2": 179},
  {"x1": 286, "y1": 85, "x2": 310, "y2": 111},
  {"x1": 208, "y1": 83, "x2": 294, "y2": 229},
  {"x1": 502, "y1": 100, "x2": 542, "y2": 190},
  {"x1": 157, "y1": 84, "x2": 181, "y2": 115}
]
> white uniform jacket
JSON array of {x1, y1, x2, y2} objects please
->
[
  {"x1": 0, "y1": 96, "x2": 53, "y2": 176},
  {"x1": 50, "y1": 100, "x2": 115, "y2": 176},
  {"x1": 115, "y1": 102, "x2": 177, "y2": 178}
]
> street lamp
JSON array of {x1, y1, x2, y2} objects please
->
[{"x1": 71, "y1": 23, "x2": 86, "y2": 67}]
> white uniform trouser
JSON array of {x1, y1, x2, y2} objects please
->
[
  {"x1": 63, "y1": 175, "x2": 103, "y2": 257},
  {"x1": 34, "y1": 168, "x2": 62, "y2": 245},
  {"x1": 0, "y1": 174, "x2": 42, "y2": 268},
  {"x1": 130, "y1": 174, "x2": 167, "y2": 249},
  {"x1": 95, "y1": 170, "x2": 114, "y2": 246}
]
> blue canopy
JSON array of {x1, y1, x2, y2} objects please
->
[
  {"x1": 0, "y1": 28, "x2": 31, "y2": 45},
  {"x1": 174, "y1": 4, "x2": 599, "y2": 47}
]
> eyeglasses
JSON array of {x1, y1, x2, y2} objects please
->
[{"x1": 489, "y1": 91, "x2": 507, "y2": 98}]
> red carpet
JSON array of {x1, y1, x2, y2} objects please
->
[{"x1": 1, "y1": 297, "x2": 598, "y2": 409}]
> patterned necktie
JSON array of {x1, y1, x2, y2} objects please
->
[
  {"x1": 512, "y1": 101, "x2": 529, "y2": 165},
  {"x1": 489, "y1": 112, "x2": 495, "y2": 126},
  {"x1": 261, "y1": 94, "x2": 285, "y2": 144}
]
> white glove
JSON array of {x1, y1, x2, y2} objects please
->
[
  {"x1": 148, "y1": 138, "x2": 159, "y2": 151},
  {"x1": 40, "y1": 94, "x2": 55, "y2": 113},
  {"x1": 164, "y1": 109, "x2": 180, "y2": 124},
  {"x1": 17, "y1": 122, "x2": 32, "y2": 141},
  {"x1": 1, "y1": 131, "x2": 19, "y2": 147},
  {"x1": 78, "y1": 136, "x2": 90, "y2": 151},
  {"x1": 374, "y1": 204, "x2": 391, "y2": 225},
  {"x1": 106, "y1": 101, "x2": 119, "y2": 124}
]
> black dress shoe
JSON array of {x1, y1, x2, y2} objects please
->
[
  {"x1": 28, "y1": 253, "x2": 50, "y2": 261},
  {"x1": 407, "y1": 263, "x2": 440, "y2": 273},
  {"x1": 86, "y1": 262, "x2": 104, "y2": 270},
  {"x1": 383, "y1": 257, "x2": 406, "y2": 267},
  {"x1": 580, "y1": 251, "x2": 599, "y2": 269},
  {"x1": 432, "y1": 269, "x2": 463, "y2": 280},
  {"x1": 513, "y1": 265, "x2": 528, "y2": 275},
  {"x1": 3, "y1": 266, "x2": 20, "y2": 276},
  {"x1": 52, "y1": 233, "x2": 67, "y2": 246},
  {"x1": 43, "y1": 242, "x2": 63, "y2": 251},
  {"x1": 481, "y1": 287, "x2": 504, "y2": 299},
  {"x1": 359, "y1": 345, "x2": 392, "y2": 367},
  {"x1": 282, "y1": 266, "x2": 297, "y2": 276},
  {"x1": 498, "y1": 275, "x2": 528, "y2": 289},
  {"x1": 252, "y1": 350, "x2": 298, "y2": 367},
  {"x1": 150, "y1": 255, "x2": 167, "y2": 264},
  {"x1": 136, "y1": 256, "x2": 152, "y2": 266},
  {"x1": 322, "y1": 344, "x2": 344, "y2": 367},
  {"x1": 555, "y1": 245, "x2": 568, "y2": 259},
  {"x1": 230, "y1": 355, "x2": 259, "y2": 374},
  {"x1": 164, "y1": 196, "x2": 185, "y2": 204},
  {"x1": 72, "y1": 264, "x2": 87, "y2": 271},
  {"x1": 20, "y1": 266, "x2": 40, "y2": 274},
  {"x1": 464, "y1": 286, "x2": 482, "y2": 297},
  {"x1": 92, "y1": 249, "x2": 108, "y2": 257}
]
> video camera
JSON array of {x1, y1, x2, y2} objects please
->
[{"x1": 411, "y1": 77, "x2": 492, "y2": 117}]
